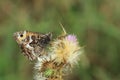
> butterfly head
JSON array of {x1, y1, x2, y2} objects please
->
[{"x1": 13, "y1": 31, "x2": 27, "y2": 45}]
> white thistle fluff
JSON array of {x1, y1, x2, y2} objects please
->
[{"x1": 50, "y1": 35, "x2": 82, "y2": 66}]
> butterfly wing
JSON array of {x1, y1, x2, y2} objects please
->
[{"x1": 14, "y1": 31, "x2": 52, "y2": 61}]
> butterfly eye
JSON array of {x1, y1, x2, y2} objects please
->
[{"x1": 20, "y1": 34, "x2": 23, "y2": 37}]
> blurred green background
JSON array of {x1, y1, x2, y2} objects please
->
[{"x1": 0, "y1": 0, "x2": 120, "y2": 80}]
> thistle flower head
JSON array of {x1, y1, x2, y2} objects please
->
[
  {"x1": 50, "y1": 34, "x2": 82, "y2": 67},
  {"x1": 34, "y1": 55, "x2": 64, "y2": 80}
]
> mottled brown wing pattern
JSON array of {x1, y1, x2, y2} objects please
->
[
  {"x1": 20, "y1": 44, "x2": 35, "y2": 60},
  {"x1": 14, "y1": 31, "x2": 52, "y2": 61}
]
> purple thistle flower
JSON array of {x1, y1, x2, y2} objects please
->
[{"x1": 66, "y1": 35, "x2": 77, "y2": 42}]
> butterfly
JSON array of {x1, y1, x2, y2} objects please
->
[{"x1": 13, "y1": 31, "x2": 52, "y2": 61}]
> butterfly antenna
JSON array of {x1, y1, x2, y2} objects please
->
[{"x1": 59, "y1": 22, "x2": 67, "y2": 35}]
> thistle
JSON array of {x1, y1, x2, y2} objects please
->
[
  {"x1": 34, "y1": 26, "x2": 82, "y2": 80},
  {"x1": 50, "y1": 34, "x2": 81, "y2": 66}
]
